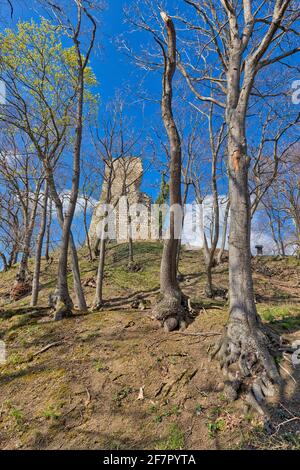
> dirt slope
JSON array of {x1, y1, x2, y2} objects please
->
[{"x1": 0, "y1": 243, "x2": 300, "y2": 450}]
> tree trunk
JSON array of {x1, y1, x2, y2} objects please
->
[
  {"x1": 217, "y1": 200, "x2": 230, "y2": 264},
  {"x1": 176, "y1": 180, "x2": 190, "y2": 276},
  {"x1": 45, "y1": 198, "x2": 52, "y2": 262},
  {"x1": 93, "y1": 164, "x2": 114, "y2": 310},
  {"x1": 31, "y1": 184, "x2": 48, "y2": 306},
  {"x1": 45, "y1": 167, "x2": 87, "y2": 317},
  {"x1": 83, "y1": 197, "x2": 93, "y2": 261},
  {"x1": 8, "y1": 242, "x2": 19, "y2": 268},
  {"x1": 203, "y1": 106, "x2": 221, "y2": 297},
  {"x1": 17, "y1": 230, "x2": 31, "y2": 282},
  {"x1": 227, "y1": 121, "x2": 257, "y2": 324},
  {"x1": 205, "y1": 259, "x2": 214, "y2": 298},
  {"x1": 212, "y1": 114, "x2": 280, "y2": 411},
  {"x1": 17, "y1": 188, "x2": 41, "y2": 283},
  {"x1": 93, "y1": 237, "x2": 100, "y2": 258},
  {"x1": 127, "y1": 212, "x2": 135, "y2": 268},
  {"x1": 55, "y1": 64, "x2": 87, "y2": 319},
  {"x1": 128, "y1": 236, "x2": 134, "y2": 264},
  {"x1": 152, "y1": 13, "x2": 187, "y2": 332},
  {"x1": 203, "y1": 232, "x2": 213, "y2": 297},
  {"x1": 277, "y1": 219, "x2": 286, "y2": 257},
  {"x1": 93, "y1": 236, "x2": 106, "y2": 309},
  {"x1": 69, "y1": 232, "x2": 86, "y2": 310},
  {"x1": 0, "y1": 252, "x2": 8, "y2": 272},
  {"x1": 197, "y1": 187, "x2": 219, "y2": 298}
]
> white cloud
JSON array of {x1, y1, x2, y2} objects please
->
[
  {"x1": 182, "y1": 195, "x2": 229, "y2": 249},
  {"x1": 58, "y1": 190, "x2": 98, "y2": 217},
  {"x1": 182, "y1": 195, "x2": 286, "y2": 255}
]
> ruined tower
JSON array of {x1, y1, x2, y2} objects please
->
[{"x1": 88, "y1": 157, "x2": 152, "y2": 245}]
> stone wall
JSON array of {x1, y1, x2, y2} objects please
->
[{"x1": 88, "y1": 157, "x2": 152, "y2": 245}]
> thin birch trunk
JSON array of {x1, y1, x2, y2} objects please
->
[
  {"x1": 17, "y1": 185, "x2": 42, "y2": 283},
  {"x1": 31, "y1": 183, "x2": 48, "y2": 306},
  {"x1": 45, "y1": 198, "x2": 52, "y2": 262}
]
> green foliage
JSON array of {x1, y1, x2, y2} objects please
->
[
  {"x1": 195, "y1": 403, "x2": 204, "y2": 415},
  {"x1": 10, "y1": 407, "x2": 24, "y2": 426},
  {"x1": 148, "y1": 404, "x2": 159, "y2": 414},
  {"x1": 42, "y1": 406, "x2": 60, "y2": 421},
  {"x1": 155, "y1": 173, "x2": 170, "y2": 238},
  {"x1": 8, "y1": 352, "x2": 25, "y2": 365},
  {"x1": 259, "y1": 304, "x2": 300, "y2": 330},
  {"x1": 0, "y1": 19, "x2": 98, "y2": 138},
  {"x1": 94, "y1": 359, "x2": 105, "y2": 372},
  {"x1": 155, "y1": 173, "x2": 169, "y2": 205},
  {"x1": 151, "y1": 404, "x2": 181, "y2": 423},
  {"x1": 207, "y1": 418, "x2": 225, "y2": 438},
  {"x1": 157, "y1": 424, "x2": 185, "y2": 450}
]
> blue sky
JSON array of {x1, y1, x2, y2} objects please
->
[
  {"x1": 0, "y1": 0, "x2": 167, "y2": 253},
  {"x1": 1, "y1": 0, "x2": 299, "y2": 255},
  {"x1": 3, "y1": 0, "x2": 165, "y2": 200},
  {"x1": 99, "y1": 0, "x2": 163, "y2": 198}
]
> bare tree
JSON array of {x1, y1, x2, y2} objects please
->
[
  {"x1": 80, "y1": 174, "x2": 97, "y2": 262},
  {"x1": 91, "y1": 97, "x2": 145, "y2": 309},
  {"x1": 129, "y1": 0, "x2": 300, "y2": 409},
  {"x1": 193, "y1": 105, "x2": 225, "y2": 297},
  {"x1": 45, "y1": 197, "x2": 53, "y2": 262},
  {"x1": 280, "y1": 148, "x2": 300, "y2": 257},
  {"x1": 176, "y1": 108, "x2": 200, "y2": 274},
  {"x1": 250, "y1": 112, "x2": 300, "y2": 218},
  {"x1": 0, "y1": 8, "x2": 99, "y2": 317},
  {"x1": 0, "y1": 133, "x2": 44, "y2": 286},
  {"x1": 0, "y1": 192, "x2": 21, "y2": 269},
  {"x1": 0, "y1": 195, "x2": 20, "y2": 271},
  {"x1": 179, "y1": 0, "x2": 300, "y2": 410},
  {"x1": 150, "y1": 12, "x2": 188, "y2": 332},
  {"x1": 39, "y1": 1, "x2": 97, "y2": 318},
  {"x1": 263, "y1": 190, "x2": 287, "y2": 256}
]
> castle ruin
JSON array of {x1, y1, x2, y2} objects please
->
[{"x1": 88, "y1": 157, "x2": 152, "y2": 245}]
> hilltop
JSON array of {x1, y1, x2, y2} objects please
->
[{"x1": 0, "y1": 242, "x2": 300, "y2": 450}]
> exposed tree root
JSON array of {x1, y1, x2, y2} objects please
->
[
  {"x1": 54, "y1": 300, "x2": 73, "y2": 321},
  {"x1": 92, "y1": 301, "x2": 104, "y2": 312},
  {"x1": 210, "y1": 317, "x2": 282, "y2": 418},
  {"x1": 151, "y1": 291, "x2": 194, "y2": 332},
  {"x1": 49, "y1": 289, "x2": 74, "y2": 320},
  {"x1": 205, "y1": 284, "x2": 228, "y2": 300}
]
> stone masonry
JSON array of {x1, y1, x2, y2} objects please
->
[{"x1": 88, "y1": 157, "x2": 152, "y2": 245}]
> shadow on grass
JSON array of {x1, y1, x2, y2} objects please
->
[
  {"x1": 265, "y1": 315, "x2": 300, "y2": 334},
  {"x1": 0, "y1": 306, "x2": 49, "y2": 320}
]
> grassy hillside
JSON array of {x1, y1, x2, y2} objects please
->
[{"x1": 0, "y1": 242, "x2": 300, "y2": 450}]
